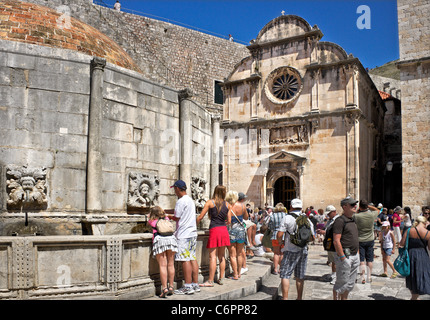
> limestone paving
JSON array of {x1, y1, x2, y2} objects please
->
[{"x1": 144, "y1": 241, "x2": 430, "y2": 301}]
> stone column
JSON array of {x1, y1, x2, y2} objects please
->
[
  {"x1": 86, "y1": 57, "x2": 106, "y2": 214},
  {"x1": 310, "y1": 69, "x2": 320, "y2": 113},
  {"x1": 266, "y1": 187, "x2": 274, "y2": 207},
  {"x1": 178, "y1": 89, "x2": 193, "y2": 186},
  {"x1": 210, "y1": 114, "x2": 220, "y2": 193}
]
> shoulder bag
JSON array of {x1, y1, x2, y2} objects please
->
[{"x1": 394, "y1": 227, "x2": 411, "y2": 277}]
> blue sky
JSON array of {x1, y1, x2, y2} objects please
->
[{"x1": 101, "y1": 0, "x2": 399, "y2": 70}]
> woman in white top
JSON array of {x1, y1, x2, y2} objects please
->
[
  {"x1": 403, "y1": 206, "x2": 413, "y2": 229},
  {"x1": 379, "y1": 221, "x2": 398, "y2": 278}
]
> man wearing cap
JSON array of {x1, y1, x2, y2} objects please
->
[
  {"x1": 169, "y1": 180, "x2": 200, "y2": 295},
  {"x1": 277, "y1": 198, "x2": 314, "y2": 300},
  {"x1": 332, "y1": 196, "x2": 360, "y2": 300},
  {"x1": 354, "y1": 200, "x2": 380, "y2": 284},
  {"x1": 317, "y1": 205, "x2": 338, "y2": 285}
]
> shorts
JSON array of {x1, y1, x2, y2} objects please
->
[
  {"x1": 207, "y1": 226, "x2": 231, "y2": 248},
  {"x1": 333, "y1": 252, "x2": 360, "y2": 294},
  {"x1": 175, "y1": 236, "x2": 197, "y2": 261},
  {"x1": 382, "y1": 247, "x2": 393, "y2": 256},
  {"x1": 244, "y1": 219, "x2": 255, "y2": 230},
  {"x1": 359, "y1": 240, "x2": 374, "y2": 262},
  {"x1": 271, "y1": 239, "x2": 281, "y2": 247},
  {"x1": 327, "y1": 251, "x2": 336, "y2": 264},
  {"x1": 279, "y1": 248, "x2": 308, "y2": 280}
]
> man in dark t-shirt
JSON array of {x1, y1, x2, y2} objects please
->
[{"x1": 332, "y1": 196, "x2": 360, "y2": 300}]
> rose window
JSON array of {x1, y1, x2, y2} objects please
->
[{"x1": 264, "y1": 67, "x2": 303, "y2": 105}]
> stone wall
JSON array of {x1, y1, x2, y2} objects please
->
[
  {"x1": 0, "y1": 39, "x2": 215, "y2": 235},
  {"x1": 397, "y1": 0, "x2": 430, "y2": 213},
  {"x1": 25, "y1": 0, "x2": 250, "y2": 112},
  {"x1": 0, "y1": 231, "x2": 209, "y2": 299}
]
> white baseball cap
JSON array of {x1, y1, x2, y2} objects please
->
[
  {"x1": 324, "y1": 205, "x2": 336, "y2": 215},
  {"x1": 291, "y1": 199, "x2": 302, "y2": 209}
]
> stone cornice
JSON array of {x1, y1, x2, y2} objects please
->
[
  {"x1": 247, "y1": 29, "x2": 323, "y2": 51},
  {"x1": 396, "y1": 56, "x2": 430, "y2": 68},
  {"x1": 221, "y1": 73, "x2": 262, "y2": 87},
  {"x1": 221, "y1": 107, "x2": 362, "y2": 129}
]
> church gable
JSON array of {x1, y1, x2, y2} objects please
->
[{"x1": 256, "y1": 15, "x2": 313, "y2": 43}]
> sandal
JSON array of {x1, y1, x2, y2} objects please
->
[
  {"x1": 199, "y1": 281, "x2": 214, "y2": 287},
  {"x1": 215, "y1": 278, "x2": 224, "y2": 285},
  {"x1": 228, "y1": 276, "x2": 239, "y2": 280},
  {"x1": 390, "y1": 273, "x2": 398, "y2": 279},
  {"x1": 159, "y1": 287, "x2": 169, "y2": 298},
  {"x1": 168, "y1": 285, "x2": 174, "y2": 295}
]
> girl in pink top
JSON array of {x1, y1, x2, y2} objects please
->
[
  {"x1": 392, "y1": 207, "x2": 403, "y2": 245},
  {"x1": 148, "y1": 206, "x2": 178, "y2": 298}
]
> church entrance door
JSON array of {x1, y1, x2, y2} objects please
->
[{"x1": 274, "y1": 176, "x2": 296, "y2": 209}]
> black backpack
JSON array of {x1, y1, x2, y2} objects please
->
[
  {"x1": 323, "y1": 216, "x2": 354, "y2": 251},
  {"x1": 323, "y1": 222, "x2": 336, "y2": 251},
  {"x1": 288, "y1": 213, "x2": 312, "y2": 248}
]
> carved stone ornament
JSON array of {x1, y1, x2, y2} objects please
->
[
  {"x1": 191, "y1": 176, "x2": 207, "y2": 211},
  {"x1": 6, "y1": 165, "x2": 48, "y2": 209},
  {"x1": 269, "y1": 125, "x2": 308, "y2": 145},
  {"x1": 127, "y1": 172, "x2": 160, "y2": 210}
]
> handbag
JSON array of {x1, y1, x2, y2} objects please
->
[
  {"x1": 394, "y1": 227, "x2": 411, "y2": 277},
  {"x1": 262, "y1": 228, "x2": 273, "y2": 249},
  {"x1": 155, "y1": 218, "x2": 175, "y2": 236}
]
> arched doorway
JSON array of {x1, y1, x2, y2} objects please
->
[{"x1": 274, "y1": 176, "x2": 296, "y2": 209}]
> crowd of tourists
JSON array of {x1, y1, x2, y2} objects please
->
[{"x1": 148, "y1": 180, "x2": 430, "y2": 300}]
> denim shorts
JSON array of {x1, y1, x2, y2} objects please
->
[
  {"x1": 382, "y1": 247, "x2": 393, "y2": 256},
  {"x1": 359, "y1": 240, "x2": 375, "y2": 262}
]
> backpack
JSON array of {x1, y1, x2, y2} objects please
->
[
  {"x1": 288, "y1": 213, "x2": 312, "y2": 248},
  {"x1": 155, "y1": 218, "x2": 175, "y2": 236},
  {"x1": 323, "y1": 216, "x2": 354, "y2": 251},
  {"x1": 323, "y1": 222, "x2": 336, "y2": 251}
]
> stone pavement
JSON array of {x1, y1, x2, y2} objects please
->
[{"x1": 144, "y1": 241, "x2": 430, "y2": 300}]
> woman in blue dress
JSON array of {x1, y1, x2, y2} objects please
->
[{"x1": 399, "y1": 215, "x2": 430, "y2": 300}]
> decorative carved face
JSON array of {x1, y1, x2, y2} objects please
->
[
  {"x1": 21, "y1": 177, "x2": 36, "y2": 191},
  {"x1": 139, "y1": 183, "x2": 150, "y2": 196}
]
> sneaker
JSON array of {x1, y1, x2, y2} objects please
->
[
  {"x1": 240, "y1": 267, "x2": 248, "y2": 275},
  {"x1": 174, "y1": 286, "x2": 195, "y2": 295},
  {"x1": 192, "y1": 283, "x2": 201, "y2": 292}
]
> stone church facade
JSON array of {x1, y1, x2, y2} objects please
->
[{"x1": 221, "y1": 15, "x2": 385, "y2": 209}]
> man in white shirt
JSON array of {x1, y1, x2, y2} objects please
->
[
  {"x1": 277, "y1": 199, "x2": 314, "y2": 300},
  {"x1": 168, "y1": 180, "x2": 199, "y2": 295},
  {"x1": 114, "y1": 1, "x2": 121, "y2": 11}
]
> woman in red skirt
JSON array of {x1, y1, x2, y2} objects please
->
[{"x1": 197, "y1": 185, "x2": 231, "y2": 286}]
